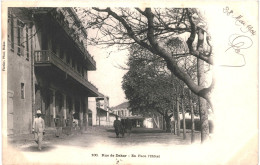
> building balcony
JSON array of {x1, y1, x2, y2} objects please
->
[
  {"x1": 31, "y1": 8, "x2": 96, "y2": 70},
  {"x1": 49, "y1": 9, "x2": 96, "y2": 70},
  {"x1": 34, "y1": 50, "x2": 99, "y2": 96}
]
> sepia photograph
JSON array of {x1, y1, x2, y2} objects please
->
[{"x1": 1, "y1": 1, "x2": 258, "y2": 164}]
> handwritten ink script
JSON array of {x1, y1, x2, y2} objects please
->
[
  {"x1": 222, "y1": 7, "x2": 256, "y2": 67},
  {"x1": 223, "y1": 6, "x2": 256, "y2": 36},
  {"x1": 225, "y1": 34, "x2": 253, "y2": 53}
]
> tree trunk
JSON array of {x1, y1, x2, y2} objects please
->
[
  {"x1": 197, "y1": 66, "x2": 209, "y2": 142},
  {"x1": 162, "y1": 115, "x2": 166, "y2": 130},
  {"x1": 197, "y1": 28, "x2": 209, "y2": 143},
  {"x1": 152, "y1": 114, "x2": 159, "y2": 128},
  {"x1": 181, "y1": 95, "x2": 186, "y2": 140},
  {"x1": 157, "y1": 116, "x2": 160, "y2": 129},
  {"x1": 172, "y1": 112, "x2": 176, "y2": 135},
  {"x1": 198, "y1": 97, "x2": 209, "y2": 142},
  {"x1": 174, "y1": 121, "x2": 177, "y2": 135},
  {"x1": 188, "y1": 90, "x2": 195, "y2": 143},
  {"x1": 165, "y1": 114, "x2": 171, "y2": 133},
  {"x1": 175, "y1": 97, "x2": 181, "y2": 136}
]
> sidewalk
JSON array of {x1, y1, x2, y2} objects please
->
[
  {"x1": 8, "y1": 127, "x2": 75, "y2": 148},
  {"x1": 7, "y1": 126, "x2": 113, "y2": 148}
]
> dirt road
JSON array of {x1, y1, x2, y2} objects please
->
[{"x1": 5, "y1": 127, "x2": 201, "y2": 165}]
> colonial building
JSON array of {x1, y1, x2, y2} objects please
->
[
  {"x1": 7, "y1": 7, "x2": 101, "y2": 135},
  {"x1": 88, "y1": 95, "x2": 115, "y2": 126}
]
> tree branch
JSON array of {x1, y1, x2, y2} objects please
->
[
  {"x1": 186, "y1": 9, "x2": 214, "y2": 65},
  {"x1": 145, "y1": 8, "x2": 210, "y2": 101},
  {"x1": 92, "y1": 7, "x2": 156, "y2": 54}
]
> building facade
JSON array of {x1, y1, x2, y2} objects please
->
[
  {"x1": 88, "y1": 96, "x2": 113, "y2": 126},
  {"x1": 111, "y1": 102, "x2": 154, "y2": 128},
  {"x1": 7, "y1": 7, "x2": 100, "y2": 135}
]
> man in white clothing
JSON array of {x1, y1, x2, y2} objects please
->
[{"x1": 32, "y1": 110, "x2": 45, "y2": 150}]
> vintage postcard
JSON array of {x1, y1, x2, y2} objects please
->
[{"x1": 1, "y1": 1, "x2": 258, "y2": 165}]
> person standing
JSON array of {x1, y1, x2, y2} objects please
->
[
  {"x1": 32, "y1": 110, "x2": 45, "y2": 150},
  {"x1": 125, "y1": 118, "x2": 132, "y2": 136},
  {"x1": 113, "y1": 116, "x2": 121, "y2": 138},
  {"x1": 120, "y1": 119, "x2": 125, "y2": 138}
]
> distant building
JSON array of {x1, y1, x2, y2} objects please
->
[
  {"x1": 111, "y1": 102, "x2": 154, "y2": 128},
  {"x1": 7, "y1": 8, "x2": 101, "y2": 135},
  {"x1": 88, "y1": 95, "x2": 114, "y2": 126},
  {"x1": 111, "y1": 102, "x2": 132, "y2": 117}
]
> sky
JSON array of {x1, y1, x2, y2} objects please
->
[
  {"x1": 86, "y1": 6, "x2": 259, "y2": 151},
  {"x1": 78, "y1": 10, "x2": 130, "y2": 108},
  {"x1": 87, "y1": 45, "x2": 129, "y2": 107}
]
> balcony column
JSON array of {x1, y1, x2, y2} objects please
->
[
  {"x1": 84, "y1": 97, "x2": 89, "y2": 131},
  {"x1": 55, "y1": 94, "x2": 60, "y2": 126},
  {"x1": 55, "y1": 92, "x2": 62, "y2": 137},
  {"x1": 63, "y1": 94, "x2": 67, "y2": 127},
  {"x1": 66, "y1": 97, "x2": 70, "y2": 125},
  {"x1": 71, "y1": 97, "x2": 76, "y2": 129},
  {"x1": 50, "y1": 89, "x2": 56, "y2": 127},
  {"x1": 79, "y1": 98, "x2": 83, "y2": 130},
  {"x1": 68, "y1": 96, "x2": 73, "y2": 128}
]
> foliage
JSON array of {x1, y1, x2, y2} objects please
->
[
  {"x1": 122, "y1": 45, "x2": 173, "y2": 117},
  {"x1": 75, "y1": 8, "x2": 214, "y2": 103}
]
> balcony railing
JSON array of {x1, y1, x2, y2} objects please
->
[
  {"x1": 35, "y1": 50, "x2": 51, "y2": 62},
  {"x1": 34, "y1": 50, "x2": 99, "y2": 95},
  {"x1": 49, "y1": 9, "x2": 96, "y2": 68},
  {"x1": 30, "y1": 8, "x2": 54, "y2": 14}
]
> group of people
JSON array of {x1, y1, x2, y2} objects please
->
[
  {"x1": 113, "y1": 116, "x2": 132, "y2": 138},
  {"x1": 32, "y1": 110, "x2": 134, "y2": 150}
]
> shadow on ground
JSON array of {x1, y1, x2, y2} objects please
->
[
  {"x1": 106, "y1": 128, "x2": 166, "y2": 134},
  {"x1": 13, "y1": 127, "x2": 200, "y2": 150},
  {"x1": 108, "y1": 136, "x2": 120, "y2": 138},
  {"x1": 21, "y1": 145, "x2": 56, "y2": 152},
  {"x1": 106, "y1": 129, "x2": 116, "y2": 133},
  {"x1": 131, "y1": 128, "x2": 166, "y2": 134}
]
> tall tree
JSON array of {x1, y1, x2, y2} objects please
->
[
  {"x1": 181, "y1": 85, "x2": 187, "y2": 140},
  {"x1": 122, "y1": 46, "x2": 175, "y2": 132},
  {"x1": 78, "y1": 8, "x2": 213, "y2": 101},
  {"x1": 188, "y1": 89, "x2": 196, "y2": 143},
  {"x1": 76, "y1": 7, "x2": 214, "y2": 142}
]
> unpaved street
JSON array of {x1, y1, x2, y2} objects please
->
[
  {"x1": 19, "y1": 127, "x2": 201, "y2": 150},
  {"x1": 6, "y1": 127, "x2": 202, "y2": 165}
]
